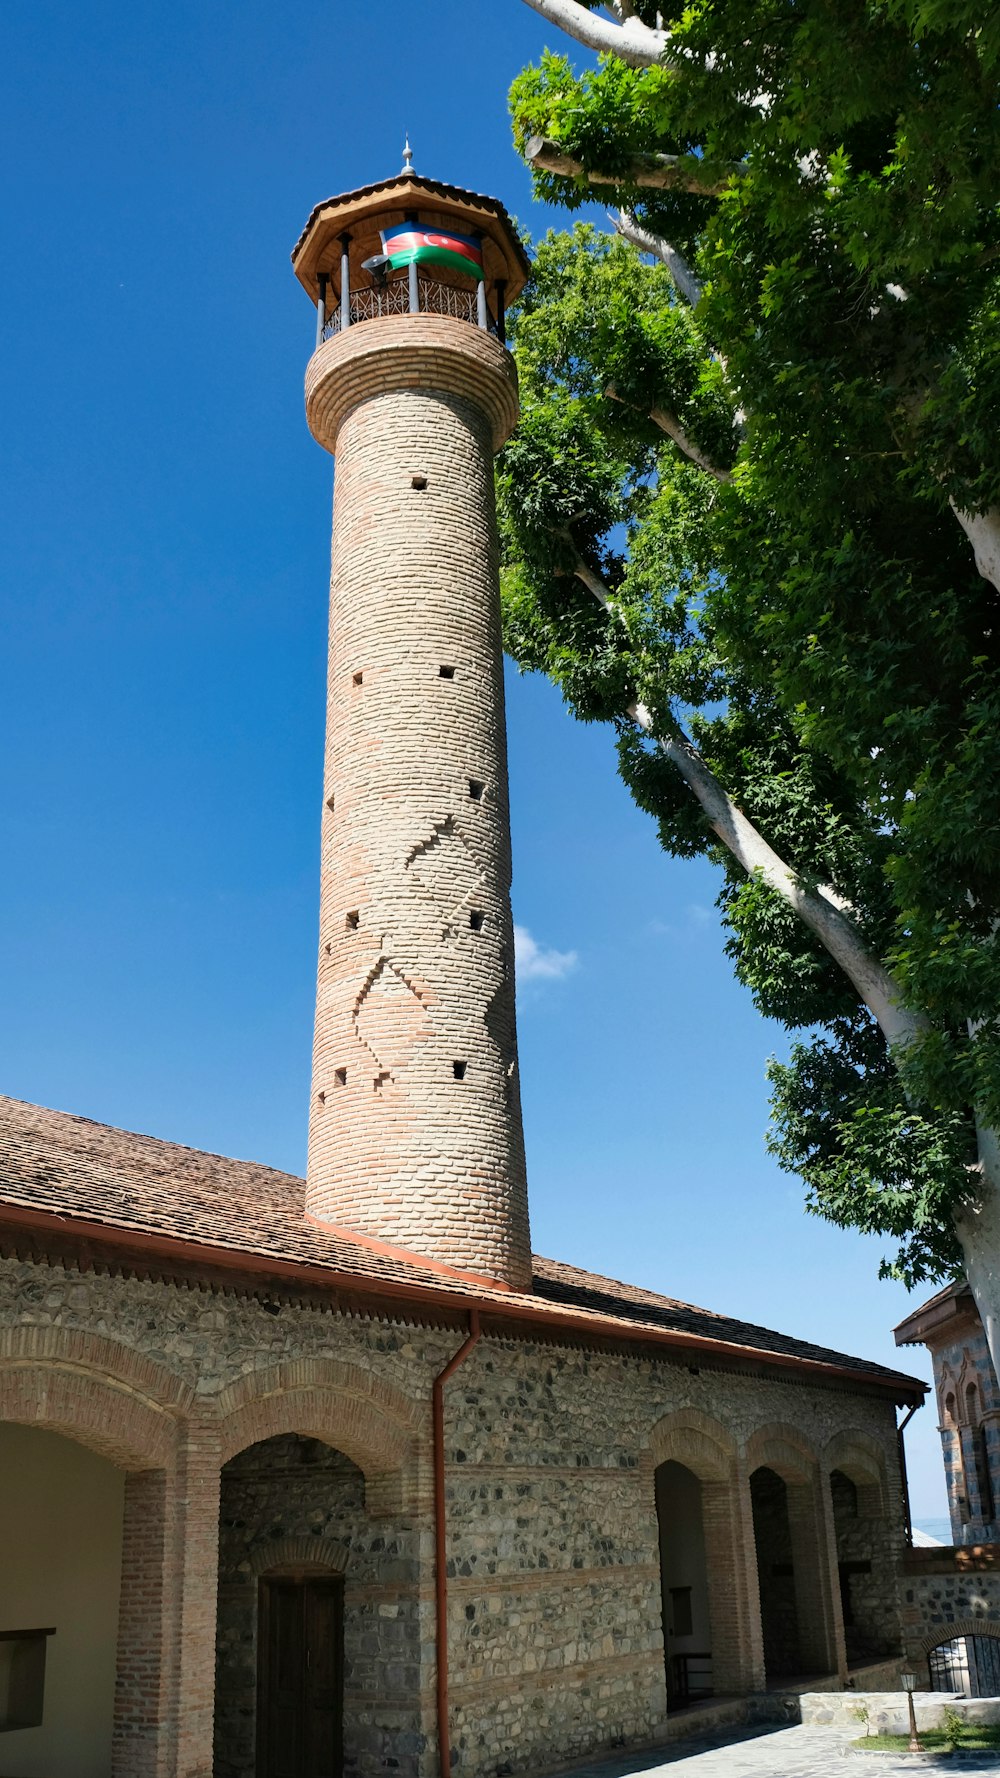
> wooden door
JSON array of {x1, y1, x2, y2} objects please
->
[{"x1": 257, "y1": 1576, "x2": 344, "y2": 1778}]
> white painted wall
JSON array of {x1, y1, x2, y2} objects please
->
[{"x1": 0, "y1": 1424, "x2": 124, "y2": 1778}]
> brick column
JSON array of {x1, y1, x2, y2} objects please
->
[
  {"x1": 114, "y1": 1470, "x2": 172, "y2": 1778},
  {"x1": 733, "y1": 1457, "x2": 767, "y2": 1692},
  {"x1": 303, "y1": 317, "x2": 531, "y2": 1290},
  {"x1": 702, "y1": 1469, "x2": 760, "y2": 1694},
  {"x1": 787, "y1": 1472, "x2": 845, "y2": 1679},
  {"x1": 171, "y1": 1422, "x2": 223, "y2": 1778}
]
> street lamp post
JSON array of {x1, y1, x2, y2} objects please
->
[{"x1": 900, "y1": 1670, "x2": 922, "y2": 1753}]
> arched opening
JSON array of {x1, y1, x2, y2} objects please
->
[
  {"x1": 0, "y1": 1423, "x2": 125, "y2": 1778},
  {"x1": 655, "y1": 1460, "x2": 712, "y2": 1707},
  {"x1": 214, "y1": 1432, "x2": 422, "y2": 1778},
  {"x1": 750, "y1": 1466, "x2": 803, "y2": 1681},
  {"x1": 827, "y1": 1460, "x2": 896, "y2": 1669},
  {"x1": 927, "y1": 1632, "x2": 1000, "y2": 1697}
]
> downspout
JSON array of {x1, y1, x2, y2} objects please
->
[
  {"x1": 433, "y1": 1308, "x2": 481, "y2": 1776},
  {"x1": 897, "y1": 1400, "x2": 923, "y2": 1547}
]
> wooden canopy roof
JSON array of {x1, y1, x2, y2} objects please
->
[{"x1": 291, "y1": 171, "x2": 531, "y2": 309}]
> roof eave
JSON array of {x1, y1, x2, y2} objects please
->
[{"x1": 0, "y1": 1201, "x2": 927, "y2": 1404}]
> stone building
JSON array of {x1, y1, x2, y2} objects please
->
[
  {"x1": 0, "y1": 164, "x2": 924, "y2": 1778},
  {"x1": 893, "y1": 1286, "x2": 1000, "y2": 1685}
]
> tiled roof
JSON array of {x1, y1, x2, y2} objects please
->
[
  {"x1": 291, "y1": 173, "x2": 532, "y2": 278},
  {"x1": 531, "y1": 1256, "x2": 910, "y2": 1382},
  {"x1": 0, "y1": 1094, "x2": 923, "y2": 1397}
]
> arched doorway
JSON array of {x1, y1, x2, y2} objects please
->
[
  {"x1": 927, "y1": 1632, "x2": 1000, "y2": 1697},
  {"x1": 0, "y1": 1424, "x2": 125, "y2": 1778},
  {"x1": 655, "y1": 1460, "x2": 712, "y2": 1706},
  {"x1": 750, "y1": 1466, "x2": 802, "y2": 1681},
  {"x1": 824, "y1": 1443, "x2": 896, "y2": 1670},
  {"x1": 214, "y1": 1430, "x2": 423, "y2": 1778}
]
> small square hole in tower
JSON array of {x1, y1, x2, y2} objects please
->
[
  {"x1": 469, "y1": 779, "x2": 484, "y2": 801},
  {"x1": 325, "y1": 793, "x2": 335, "y2": 813},
  {"x1": 469, "y1": 910, "x2": 485, "y2": 932},
  {"x1": 439, "y1": 665, "x2": 456, "y2": 679},
  {"x1": 352, "y1": 671, "x2": 363, "y2": 687},
  {"x1": 411, "y1": 473, "x2": 428, "y2": 490},
  {"x1": 453, "y1": 1060, "x2": 467, "y2": 1080},
  {"x1": 334, "y1": 1067, "x2": 347, "y2": 1088},
  {"x1": 345, "y1": 910, "x2": 359, "y2": 930}
]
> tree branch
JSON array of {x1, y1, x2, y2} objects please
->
[
  {"x1": 519, "y1": 0, "x2": 673, "y2": 65},
  {"x1": 526, "y1": 136, "x2": 739, "y2": 195},
  {"x1": 613, "y1": 210, "x2": 703, "y2": 306},
  {"x1": 606, "y1": 383, "x2": 733, "y2": 480},
  {"x1": 950, "y1": 501, "x2": 1000, "y2": 596},
  {"x1": 566, "y1": 556, "x2": 923, "y2": 1052}
]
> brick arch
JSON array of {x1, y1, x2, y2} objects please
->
[
  {"x1": 824, "y1": 1430, "x2": 888, "y2": 1517},
  {"x1": 646, "y1": 1407, "x2": 756, "y2": 1693},
  {"x1": 250, "y1": 1535, "x2": 348, "y2": 1577},
  {"x1": 647, "y1": 1406, "x2": 736, "y2": 1483},
  {"x1": 745, "y1": 1422, "x2": 818, "y2": 1484},
  {"x1": 0, "y1": 1329, "x2": 185, "y2": 1471},
  {"x1": 913, "y1": 1618, "x2": 1000, "y2": 1659},
  {"x1": 216, "y1": 1357, "x2": 426, "y2": 1516},
  {"x1": 745, "y1": 1423, "x2": 842, "y2": 1680}
]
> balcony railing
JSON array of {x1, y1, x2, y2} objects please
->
[{"x1": 314, "y1": 272, "x2": 505, "y2": 349}]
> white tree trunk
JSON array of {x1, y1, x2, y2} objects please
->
[
  {"x1": 951, "y1": 501, "x2": 1000, "y2": 597},
  {"x1": 628, "y1": 701, "x2": 923, "y2": 1051},
  {"x1": 953, "y1": 1123, "x2": 1000, "y2": 1382},
  {"x1": 519, "y1": 0, "x2": 673, "y2": 65},
  {"x1": 526, "y1": 136, "x2": 740, "y2": 195},
  {"x1": 613, "y1": 211, "x2": 703, "y2": 306},
  {"x1": 649, "y1": 405, "x2": 733, "y2": 480},
  {"x1": 572, "y1": 558, "x2": 918, "y2": 1046}
]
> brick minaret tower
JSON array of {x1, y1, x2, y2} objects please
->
[{"x1": 292, "y1": 166, "x2": 533, "y2": 1291}]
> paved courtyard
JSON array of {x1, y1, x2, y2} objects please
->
[{"x1": 555, "y1": 1722, "x2": 1000, "y2": 1777}]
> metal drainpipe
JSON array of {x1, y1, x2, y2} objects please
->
[
  {"x1": 897, "y1": 1399, "x2": 923, "y2": 1547},
  {"x1": 433, "y1": 1308, "x2": 481, "y2": 1776}
]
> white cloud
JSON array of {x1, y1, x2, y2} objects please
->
[{"x1": 514, "y1": 924, "x2": 578, "y2": 983}]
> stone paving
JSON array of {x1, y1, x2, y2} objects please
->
[{"x1": 553, "y1": 1722, "x2": 1000, "y2": 1777}]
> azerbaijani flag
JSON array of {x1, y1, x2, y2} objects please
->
[{"x1": 380, "y1": 222, "x2": 484, "y2": 282}]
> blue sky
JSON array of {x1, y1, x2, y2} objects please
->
[{"x1": 0, "y1": 0, "x2": 945, "y2": 1516}]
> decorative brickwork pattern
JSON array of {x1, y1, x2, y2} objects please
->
[{"x1": 303, "y1": 318, "x2": 531, "y2": 1288}]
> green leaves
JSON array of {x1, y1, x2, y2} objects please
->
[{"x1": 504, "y1": 1, "x2": 1000, "y2": 1286}]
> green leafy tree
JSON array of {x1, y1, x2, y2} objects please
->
[{"x1": 501, "y1": 0, "x2": 1000, "y2": 1361}]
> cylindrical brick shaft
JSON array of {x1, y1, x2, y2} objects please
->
[{"x1": 304, "y1": 316, "x2": 532, "y2": 1290}]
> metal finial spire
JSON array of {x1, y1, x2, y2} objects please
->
[{"x1": 401, "y1": 134, "x2": 414, "y2": 174}]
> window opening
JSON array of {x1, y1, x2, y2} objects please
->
[
  {"x1": 0, "y1": 1629, "x2": 54, "y2": 1732},
  {"x1": 453, "y1": 1060, "x2": 467, "y2": 1080},
  {"x1": 468, "y1": 780, "x2": 484, "y2": 801}
]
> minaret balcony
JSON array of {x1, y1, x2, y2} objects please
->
[{"x1": 319, "y1": 272, "x2": 496, "y2": 341}]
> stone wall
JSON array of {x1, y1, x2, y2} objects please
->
[
  {"x1": 0, "y1": 1253, "x2": 913, "y2": 1778},
  {"x1": 901, "y1": 1545, "x2": 1000, "y2": 1671}
]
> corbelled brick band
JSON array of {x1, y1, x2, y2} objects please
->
[{"x1": 303, "y1": 316, "x2": 532, "y2": 1289}]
